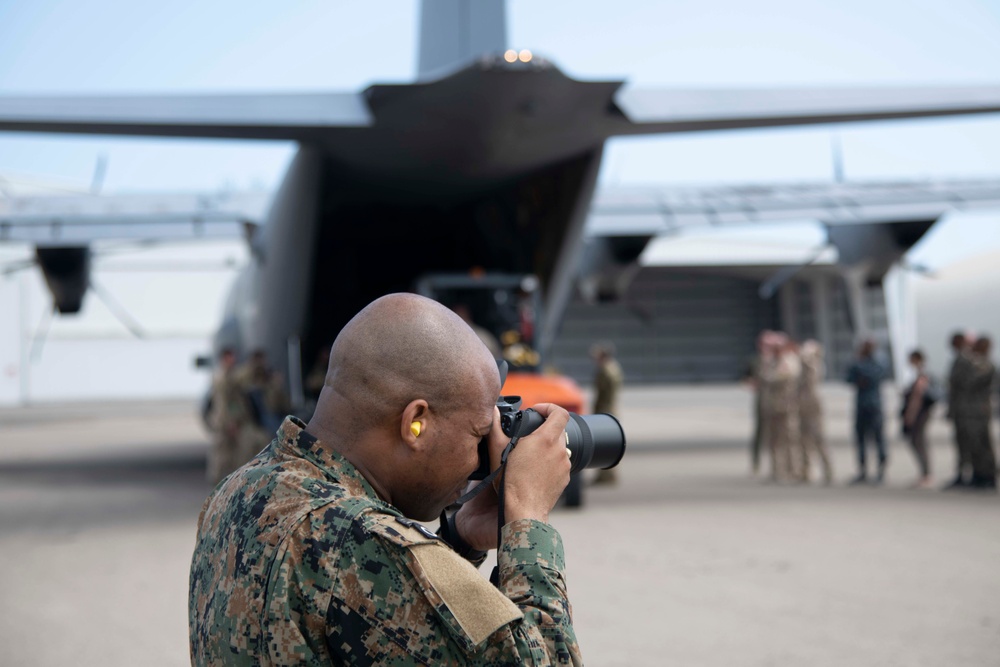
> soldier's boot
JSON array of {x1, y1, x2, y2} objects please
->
[
  {"x1": 875, "y1": 462, "x2": 886, "y2": 485},
  {"x1": 942, "y1": 475, "x2": 969, "y2": 491},
  {"x1": 969, "y1": 475, "x2": 998, "y2": 492},
  {"x1": 848, "y1": 472, "x2": 868, "y2": 486}
]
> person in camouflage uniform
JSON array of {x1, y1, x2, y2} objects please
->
[
  {"x1": 189, "y1": 293, "x2": 581, "y2": 665},
  {"x1": 590, "y1": 342, "x2": 624, "y2": 486},
  {"x1": 965, "y1": 337, "x2": 997, "y2": 491},
  {"x1": 797, "y1": 340, "x2": 832, "y2": 484},
  {"x1": 235, "y1": 349, "x2": 288, "y2": 453},
  {"x1": 759, "y1": 333, "x2": 802, "y2": 482},
  {"x1": 944, "y1": 331, "x2": 975, "y2": 489},
  {"x1": 206, "y1": 348, "x2": 257, "y2": 485}
]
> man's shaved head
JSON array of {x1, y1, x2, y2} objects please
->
[{"x1": 320, "y1": 293, "x2": 500, "y2": 440}]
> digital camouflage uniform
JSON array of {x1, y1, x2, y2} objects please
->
[
  {"x1": 189, "y1": 416, "x2": 581, "y2": 666},
  {"x1": 963, "y1": 355, "x2": 997, "y2": 484},
  {"x1": 797, "y1": 349, "x2": 832, "y2": 484},
  {"x1": 234, "y1": 359, "x2": 286, "y2": 452},
  {"x1": 759, "y1": 351, "x2": 801, "y2": 481},
  {"x1": 947, "y1": 350, "x2": 976, "y2": 481},
  {"x1": 207, "y1": 365, "x2": 260, "y2": 485}
]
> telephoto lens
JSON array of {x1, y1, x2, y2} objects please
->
[
  {"x1": 469, "y1": 399, "x2": 626, "y2": 480},
  {"x1": 564, "y1": 413, "x2": 626, "y2": 474}
]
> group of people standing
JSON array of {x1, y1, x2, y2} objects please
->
[
  {"x1": 940, "y1": 332, "x2": 997, "y2": 490},
  {"x1": 845, "y1": 332, "x2": 997, "y2": 491},
  {"x1": 204, "y1": 348, "x2": 291, "y2": 484},
  {"x1": 748, "y1": 331, "x2": 833, "y2": 484},
  {"x1": 750, "y1": 328, "x2": 999, "y2": 492}
]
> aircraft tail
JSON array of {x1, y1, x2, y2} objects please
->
[{"x1": 417, "y1": 0, "x2": 507, "y2": 80}]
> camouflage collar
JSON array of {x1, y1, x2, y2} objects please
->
[{"x1": 274, "y1": 416, "x2": 384, "y2": 504}]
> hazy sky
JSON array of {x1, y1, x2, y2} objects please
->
[
  {"x1": 1, "y1": 0, "x2": 999, "y2": 193},
  {"x1": 0, "y1": 0, "x2": 998, "y2": 385}
]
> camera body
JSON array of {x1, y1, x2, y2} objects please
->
[{"x1": 469, "y1": 395, "x2": 626, "y2": 480}]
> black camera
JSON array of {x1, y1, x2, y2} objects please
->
[{"x1": 469, "y1": 396, "x2": 626, "y2": 480}]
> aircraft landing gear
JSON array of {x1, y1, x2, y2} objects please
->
[{"x1": 563, "y1": 471, "x2": 583, "y2": 508}]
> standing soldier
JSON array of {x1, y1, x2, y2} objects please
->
[
  {"x1": 944, "y1": 332, "x2": 975, "y2": 489},
  {"x1": 966, "y1": 337, "x2": 997, "y2": 491},
  {"x1": 591, "y1": 342, "x2": 624, "y2": 486},
  {"x1": 846, "y1": 339, "x2": 888, "y2": 485},
  {"x1": 235, "y1": 349, "x2": 285, "y2": 460},
  {"x1": 760, "y1": 333, "x2": 802, "y2": 482},
  {"x1": 207, "y1": 348, "x2": 254, "y2": 485},
  {"x1": 798, "y1": 339, "x2": 833, "y2": 484}
]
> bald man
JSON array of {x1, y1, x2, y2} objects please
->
[{"x1": 188, "y1": 294, "x2": 580, "y2": 665}]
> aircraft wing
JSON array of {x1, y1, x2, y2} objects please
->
[
  {"x1": 587, "y1": 178, "x2": 1000, "y2": 235},
  {"x1": 611, "y1": 85, "x2": 1000, "y2": 135},
  {"x1": 0, "y1": 92, "x2": 371, "y2": 140},
  {"x1": 0, "y1": 191, "x2": 269, "y2": 246}
]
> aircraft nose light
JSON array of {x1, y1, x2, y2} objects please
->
[
  {"x1": 518, "y1": 49, "x2": 532, "y2": 63},
  {"x1": 504, "y1": 49, "x2": 518, "y2": 63}
]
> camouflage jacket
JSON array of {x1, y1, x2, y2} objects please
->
[
  {"x1": 798, "y1": 351, "x2": 825, "y2": 415},
  {"x1": 209, "y1": 367, "x2": 255, "y2": 434},
  {"x1": 947, "y1": 352, "x2": 973, "y2": 420},
  {"x1": 759, "y1": 352, "x2": 802, "y2": 415},
  {"x1": 189, "y1": 416, "x2": 581, "y2": 666},
  {"x1": 954, "y1": 356, "x2": 996, "y2": 420}
]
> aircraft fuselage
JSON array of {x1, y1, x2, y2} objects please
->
[{"x1": 220, "y1": 61, "x2": 620, "y2": 376}]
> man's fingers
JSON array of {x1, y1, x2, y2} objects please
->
[{"x1": 526, "y1": 403, "x2": 570, "y2": 437}]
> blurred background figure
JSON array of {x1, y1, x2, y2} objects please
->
[
  {"x1": 944, "y1": 331, "x2": 975, "y2": 489},
  {"x1": 591, "y1": 341, "x2": 624, "y2": 486},
  {"x1": 759, "y1": 332, "x2": 801, "y2": 483},
  {"x1": 900, "y1": 349, "x2": 938, "y2": 489},
  {"x1": 967, "y1": 337, "x2": 997, "y2": 491},
  {"x1": 743, "y1": 331, "x2": 770, "y2": 477},
  {"x1": 236, "y1": 348, "x2": 288, "y2": 435},
  {"x1": 304, "y1": 346, "x2": 331, "y2": 411},
  {"x1": 846, "y1": 339, "x2": 888, "y2": 485},
  {"x1": 453, "y1": 303, "x2": 502, "y2": 360},
  {"x1": 798, "y1": 339, "x2": 832, "y2": 484},
  {"x1": 206, "y1": 348, "x2": 254, "y2": 485}
]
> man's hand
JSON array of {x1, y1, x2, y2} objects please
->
[
  {"x1": 454, "y1": 404, "x2": 572, "y2": 552},
  {"x1": 500, "y1": 403, "x2": 572, "y2": 524}
]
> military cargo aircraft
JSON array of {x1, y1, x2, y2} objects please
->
[{"x1": 2, "y1": 0, "x2": 1000, "y2": 387}]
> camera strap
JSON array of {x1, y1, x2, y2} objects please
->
[{"x1": 444, "y1": 411, "x2": 528, "y2": 588}]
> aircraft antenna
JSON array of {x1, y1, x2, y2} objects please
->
[
  {"x1": 90, "y1": 153, "x2": 108, "y2": 195},
  {"x1": 831, "y1": 133, "x2": 845, "y2": 184}
]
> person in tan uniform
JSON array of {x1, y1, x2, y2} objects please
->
[
  {"x1": 760, "y1": 333, "x2": 802, "y2": 482},
  {"x1": 797, "y1": 339, "x2": 833, "y2": 484},
  {"x1": 591, "y1": 342, "x2": 624, "y2": 486}
]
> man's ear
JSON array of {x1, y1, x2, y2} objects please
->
[{"x1": 401, "y1": 399, "x2": 430, "y2": 451}]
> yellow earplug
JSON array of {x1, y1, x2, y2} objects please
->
[{"x1": 410, "y1": 422, "x2": 421, "y2": 437}]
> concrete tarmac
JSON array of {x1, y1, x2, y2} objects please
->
[{"x1": 1, "y1": 385, "x2": 997, "y2": 666}]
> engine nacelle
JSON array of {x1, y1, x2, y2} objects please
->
[{"x1": 35, "y1": 246, "x2": 90, "y2": 314}]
